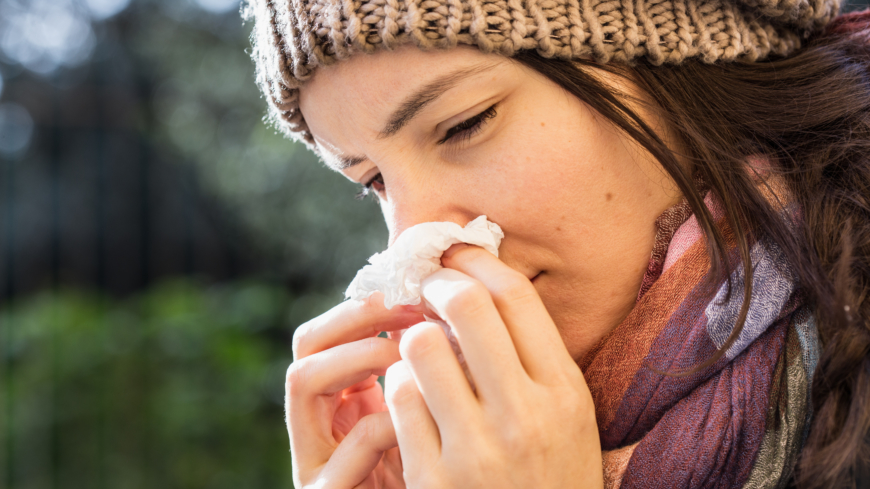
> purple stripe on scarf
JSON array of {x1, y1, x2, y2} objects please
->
[
  {"x1": 592, "y1": 177, "x2": 815, "y2": 488},
  {"x1": 601, "y1": 274, "x2": 722, "y2": 449},
  {"x1": 621, "y1": 317, "x2": 790, "y2": 489}
]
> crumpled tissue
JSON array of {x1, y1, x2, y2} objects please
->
[
  {"x1": 345, "y1": 215, "x2": 504, "y2": 309},
  {"x1": 344, "y1": 215, "x2": 503, "y2": 390}
]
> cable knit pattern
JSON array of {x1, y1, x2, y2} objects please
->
[{"x1": 243, "y1": 0, "x2": 840, "y2": 147}]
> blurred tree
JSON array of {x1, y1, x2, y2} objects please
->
[
  {"x1": 0, "y1": 1, "x2": 388, "y2": 487},
  {"x1": 0, "y1": 0, "x2": 388, "y2": 299},
  {"x1": 128, "y1": 0, "x2": 389, "y2": 292}
]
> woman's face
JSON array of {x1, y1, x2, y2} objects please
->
[{"x1": 299, "y1": 44, "x2": 682, "y2": 362}]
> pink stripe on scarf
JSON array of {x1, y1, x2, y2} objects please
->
[{"x1": 662, "y1": 191, "x2": 724, "y2": 274}]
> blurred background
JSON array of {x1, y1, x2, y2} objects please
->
[
  {"x1": 0, "y1": 0, "x2": 868, "y2": 486},
  {"x1": 0, "y1": 0, "x2": 388, "y2": 487}
]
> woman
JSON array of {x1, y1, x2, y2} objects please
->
[{"x1": 244, "y1": 0, "x2": 870, "y2": 486}]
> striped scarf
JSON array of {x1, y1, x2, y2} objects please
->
[{"x1": 581, "y1": 176, "x2": 820, "y2": 488}]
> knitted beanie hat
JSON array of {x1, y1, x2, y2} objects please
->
[{"x1": 243, "y1": 0, "x2": 841, "y2": 147}]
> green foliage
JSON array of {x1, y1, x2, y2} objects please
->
[
  {"x1": 0, "y1": 280, "x2": 336, "y2": 489},
  {"x1": 128, "y1": 1, "x2": 388, "y2": 291}
]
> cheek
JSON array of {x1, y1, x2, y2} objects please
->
[
  {"x1": 487, "y1": 114, "x2": 663, "y2": 337},
  {"x1": 480, "y1": 119, "x2": 629, "y2": 221}
]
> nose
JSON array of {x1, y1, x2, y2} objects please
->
[{"x1": 384, "y1": 186, "x2": 478, "y2": 247}]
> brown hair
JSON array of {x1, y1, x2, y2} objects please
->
[{"x1": 513, "y1": 14, "x2": 870, "y2": 489}]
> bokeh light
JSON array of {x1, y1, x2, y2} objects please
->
[
  {"x1": 83, "y1": 0, "x2": 132, "y2": 20},
  {"x1": 193, "y1": 0, "x2": 240, "y2": 13},
  {"x1": 0, "y1": 102, "x2": 34, "y2": 155},
  {"x1": 0, "y1": 0, "x2": 96, "y2": 74}
]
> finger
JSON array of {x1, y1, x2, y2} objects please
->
[
  {"x1": 399, "y1": 322, "x2": 478, "y2": 435},
  {"x1": 384, "y1": 360, "x2": 441, "y2": 476},
  {"x1": 289, "y1": 337, "x2": 401, "y2": 396},
  {"x1": 420, "y1": 268, "x2": 527, "y2": 401},
  {"x1": 294, "y1": 291, "x2": 426, "y2": 360},
  {"x1": 319, "y1": 411, "x2": 398, "y2": 488},
  {"x1": 286, "y1": 337, "x2": 400, "y2": 470},
  {"x1": 333, "y1": 383, "x2": 391, "y2": 440},
  {"x1": 441, "y1": 245, "x2": 574, "y2": 380}
]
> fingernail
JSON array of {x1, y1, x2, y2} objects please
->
[{"x1": 397, "y1": 303, "x2": 427, "y2": 314}]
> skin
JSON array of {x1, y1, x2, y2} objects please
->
[{"x1": 287, "y1": 44, "x2": 683, "y2": 488}]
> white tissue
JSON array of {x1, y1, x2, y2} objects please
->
[{"x1": 345, "y1": 215, "x2": 504, "y2": 309}]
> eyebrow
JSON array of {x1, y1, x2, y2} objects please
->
[
  {"x1": 327, "y1": 62, "x2": 498, "y2": 171},
  {"x1": 334, "y1": 154, "x2": 368, "y2": 170},
  {"x1": 377, "y1": 64, "x2": 496, "y2": 140}
]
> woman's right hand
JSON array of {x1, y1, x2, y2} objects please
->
[{"x1": 287, "y1": 293, "x2": 426, "y2": 488}]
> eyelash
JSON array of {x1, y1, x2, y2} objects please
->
[
  {"x1": 437, "y1": 104, "x2": 498, "y2": 145},
  {"x1": 355, "y1": 104, "x2": 499, "y2": 199},
  {"x1": 355, "y1": 173, "x2": 384, "y2": 200}
]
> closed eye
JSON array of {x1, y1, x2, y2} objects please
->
[
  {"x1": 355, "y1": 172, "x2": 384, "y2": 200},
  {"x1": 437, "y1": 104, "x2": 498, "y2": 145},
  {"x1": 355, "y1": 104, "x2": 499, "y2": 200}
]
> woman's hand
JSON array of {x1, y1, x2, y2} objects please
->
[
  {"x1": 385, "y1": 245, "x2": 604, "y2": 489},
  {"x1": 286, "y1": 293, "x2": 425, "y2": 488}
]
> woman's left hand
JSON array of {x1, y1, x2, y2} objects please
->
[{"x1": 384, "y1": 244, "x2": 604, "y2": 489}]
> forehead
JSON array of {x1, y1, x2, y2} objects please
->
[
  {"x1": 300, "y1": 43, "x2": 497, "y2": 108},
  {"x1": 298, "y1": 45, "x2": 505, "y2": 161}
]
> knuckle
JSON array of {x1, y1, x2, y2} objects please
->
[
  {"x1": 493, "y1": 272, "x2": 538, "y2": 305},
  {"x1": 546, "y1": 382, "x2": 588, "y2": 415},
  {"x1": 361, "y1": 335, "x2": 382, "y2": 353},
  {"x1": 285, "y1": 358, "x2": 314, "y2": 397},
  {"x1": 441, "y1": 280, "x2": 492, "y2": 320},
  {"x1": 400, "y1": 323, "x2": 443, "y2": 360},
  {"x1": 406, "y1": 457, "x2": 447, "y2": 489},
  {"x1": 347, "y1": 417, "x2": 372, "y2": 449},
  {"x1": 499, "y1": 418, "x2": 538, "y2": 456},
  {"x1": 384, "y1": 371, "x2": 420, "y2": 408},
  {"x1": 443, "y1": 447, "x2": 493, "y2": 485},
  {"x1": 350, "y1": 413, "x2": 383, "y2": 448},
  {"x1": 292, "y1": 320, "x2": 315, "y2": 359}
]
